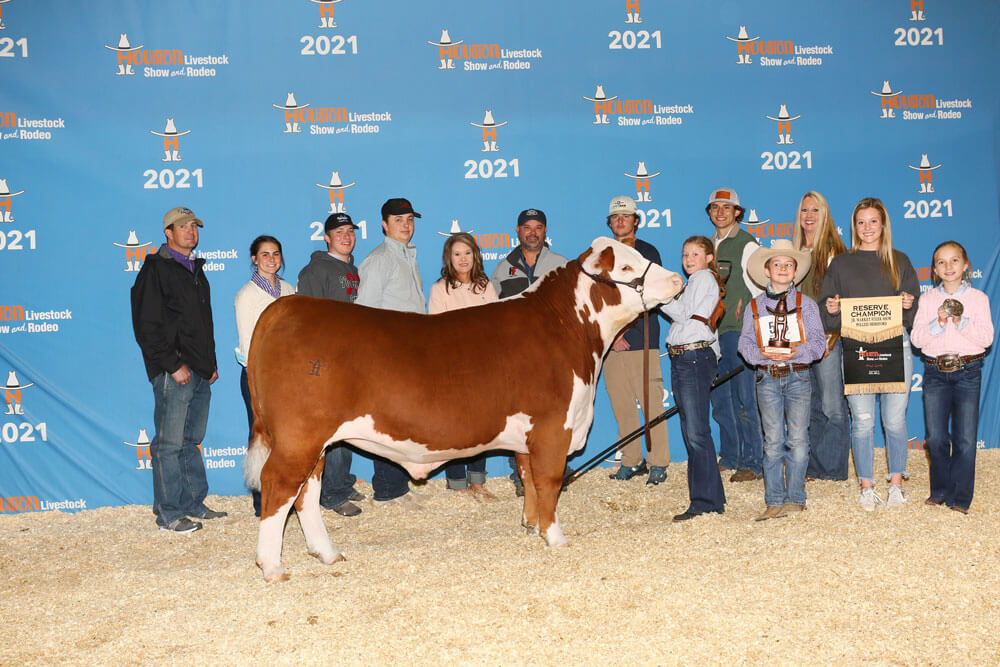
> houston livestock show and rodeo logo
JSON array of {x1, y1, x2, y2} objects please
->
[
  {"x1": 581, "y1": 84, "x2": 694, "y2": 127},
  {"x1": 870, "y1": 79, "x2": 971, "y2": 121},
  {"x1": 427, "y1": 28, "x2": 542, "y2": 71},
  {"x1": 271, "y1": 92, "x2": 392, "y2": 136},
  {"x1": 723, "y1": 24, "x2": 833, "y2": 67},
  {"x1": 103, "y1": 32, "x2": 229, "y2": 78}
]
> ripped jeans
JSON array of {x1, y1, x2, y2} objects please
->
[{"x1": 846, "y1": 335, "x2": 913, "y2": 484}]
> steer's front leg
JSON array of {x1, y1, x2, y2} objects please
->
[{"x1": 515, "y1": 452, "x2": 538, "y2": 535}]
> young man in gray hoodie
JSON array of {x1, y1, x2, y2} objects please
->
[{"x1": 297, "y1": 212, "x2": 364, "y2": 516}]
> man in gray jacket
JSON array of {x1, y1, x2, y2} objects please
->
[
  {"x1": 297, "y1": 212, "x2": 364, "y2": 516},
  {"x1": 490, "y1": 208, "x2": 568, "y2": 494},
  {"x1": 490, "y1": 208, "x2": 568, "y2": 299}
]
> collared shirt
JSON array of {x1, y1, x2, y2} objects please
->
[
  {"x1": 356, "y1": 236, "x2": 425, "y2": 314},
  {"x1": 661, "y1": 269, "x2": 720, "y2": 357},
  {"x1": 167, "y1": 246, "x2": 195, "y2": 272},
  {"x1": 250, "y1": 271, "x2": 282, "y2": 299}
]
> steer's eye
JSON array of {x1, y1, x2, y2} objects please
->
[{"x1": 621, "y1": 265, "x2": 633, "y2": 272}]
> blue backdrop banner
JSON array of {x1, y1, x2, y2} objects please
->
[{"x1": 1, "y1": 0, "x2": 997, "y2": 513}]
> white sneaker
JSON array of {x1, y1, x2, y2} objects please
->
[
  {"x1": 859, "y1": 487, "x2": 884, "y2": 512},
  {"x1": 886, "y1": 484, "x2": 906, "y2": 507}
]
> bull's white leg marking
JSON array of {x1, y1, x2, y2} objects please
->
[
  {"x1": 256, "y1": 494, "x2": 296, "y2": 582},
  {"x1": 296, "y1": 476, "x2": 342, "y2": 565},
  {"x1": 543, "y1": 511, "x2": 568, "y2": 547}
]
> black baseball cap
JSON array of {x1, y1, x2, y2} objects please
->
[
  {"x1": 517, "y1": 208, "x2": 546, "y2": 226},
  {"x1": 381, "y1": 198, "x2": 421, "y2": 219},
  {"x1": 324, "y1": 212, "x2": 358, "y2": 231}
]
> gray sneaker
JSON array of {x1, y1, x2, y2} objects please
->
[
  {"x1": 859, "y1": 487, "x2": 884, "y2": 512},
  {"x1": 160, "y1": 517, "x2": 203, "y2": 533},
  {"x1": 191, "y1": 507, "x2": 227, "y2": 520},
  {"x1": 886, "y1": 484, "x2": 906, "y2": 507}
]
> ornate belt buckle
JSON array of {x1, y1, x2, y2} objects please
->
[{"x1": 937, "y1": 354, "x2": 960, "y2": 372}]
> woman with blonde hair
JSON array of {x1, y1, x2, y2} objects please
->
[
  {"x1": 428, "y1": 232, "x2": 499, "y2": 500},
  {"x1": 791, "y1": 191, "x2": 850, "y2": 481},
  {"x1": 819, "y1": 198, "x2": 919, "y2": 511}
]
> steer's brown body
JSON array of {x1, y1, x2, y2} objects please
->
[{"x1": 245, "y1": 238, "x2": 681, "y2": 581}]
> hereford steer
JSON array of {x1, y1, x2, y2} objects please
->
[{"x1": 245, "y1": 237, "x2": 682, "y2": 581}]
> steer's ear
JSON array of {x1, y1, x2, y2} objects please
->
[
  {"x1": 577, "y1": 247, "x2": 593, "y2": 264},
  {"x1": 594, "y1": 247, "x2": 616, "y2": 275}
]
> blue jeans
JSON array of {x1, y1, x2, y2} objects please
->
[
  {"x1": 372, "y1": 458, "x2": 410, "y2": 501},
  {"x1": 150, "y1": 371, "x2": 211, "y2": 526},
  {"x1": 923, "y1": 360, "x2": 982, "y2": 509},
  {"x1": 712, "y1": 331, "x2": 763, "y2": 473},
  {"x1": 445, "y1": 456, "x2": 487, "y2": 490},
  {"x1": 756, "y1": 368, "x2": 811, "y2": 506},
  {"x1": 846, "y1": 337, "x2": 913, "y2": 484},
  {"x1": 806, "y1": 340, "x2": 850, "y2": 480},
  {"x1": 320, "y1": 445, "x2": 357, "y2": 508},
  {"x1": 671, "y1": 347, "x2": 726, "y2": 514}
]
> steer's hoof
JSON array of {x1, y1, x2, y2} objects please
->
[
  {"x1": 257, "y1": 559, "x2": 290, "y2": 583},
  {"x1": 543, "y1": 524, "x2": 569, "y2": 547},
  {"x1": 309, "y1": 551, "x2": 346, "y2": 565}
]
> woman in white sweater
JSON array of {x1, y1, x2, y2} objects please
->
[
  {"x1": 428, "y1": 232, "x2": 498, "y2": 500},
  {"x1": 234, "y1": 235, "x2": 295, "y2": 515}
]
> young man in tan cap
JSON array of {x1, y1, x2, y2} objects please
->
[
  {"x1": 130, "y1": 206, "x2": 225, "y2": 533},
  {"x1": 737, "y1": 240, "x2": 826, "y2": 520},
  {"x1": 603, "y1": 195, "x2": 670, "y2": 485}
]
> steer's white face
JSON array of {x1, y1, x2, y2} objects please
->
[{"x1": 579, "y1": 237, "x2": 683, "y2": 312}]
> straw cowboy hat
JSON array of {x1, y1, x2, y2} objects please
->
[
  {"x1": 870, "y1": 80, "x2": 902, "y2": 97},
  {"x1": 908, "y1": 154, "x2": 942, "y2": 171},
  {"x1": 104, "y1": 33, "x2": 143, "y2": 51},
  {"x1": 150, "y1": 118, "x2": 191, "y2": 137},
  {"x1": 624, "y1": 161, "x2": 661, "y2": 179},
  {"x1": 765, "y1": 104, "x2": 801, "y2": 121},
  {"x1": 5, "y1": 370, "x2": 33, "y2": 390},
  {"x1": 428, "y1": 29, "x2": 463, "y2": 46},
  {"x1": 123, "y1": 429, "x2": 152, "y2": 447},
  {"x1": 583, "y1": 85, "x2": 617, "y2": 102},
  {"x1": 437, "y1": 219, "x2": 474, "y2": 237},
  {"x1": 470, "y1": 110, "x2": 508, "y2": 128},
  {"x1": 747, "y1": 239, "x2": 812, "y2": 289},
  {"x1": 0, "y1": 179, "x2": 24, "y2": 197},
  {"x1": 744, "y1": 208, "x2": 770, "y2": 225},
  {"x1": 725, "y1": 25, "x2": 759, "y2": 42},
  {"x1": 113, "y1": 230, "x2": 152, "y2": 249},
  {"x1": 315, "y1": 171, "x2": 356, "y2": 190},
  {"x1": 272, "y1": 92, "x2": 310, "y2": 110}
]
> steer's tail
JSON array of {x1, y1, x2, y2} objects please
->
[{"x1": 243, "y1": 418, "x2": 272, "y2": 492}]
